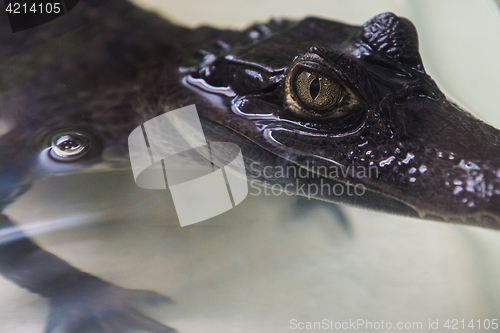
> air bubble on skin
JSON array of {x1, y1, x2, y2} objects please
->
[
  {"x1": 52, "y1": 136, "x2": 85, "y2": 157},
  {"x1": 357, "y1": 141, "x2": 368, "y2": 147},
  {"x1": 465, "y1": 174, "x2": 485, "y2": 195},
  {"x1": 453, "y1": 186, "x2": 463, "y2": 195},
  {"x1": 50, "y1": 132, "x2": 91, "y2": 161},
  {"x1": 401, "y1": 152, "x2": 415, "y2": 164},
  {"x1": 465, "y1": 180, "x2": 475, "y2": 193},
  {"x1": 474, "y1": 173, "x2": 484, "y2": 182},
  {"x1": 419, "y1": 165, "x2": 427, "y2": 173},
  {"x1": 379, "y1": 156, "x2": 395, "y2": 167}
]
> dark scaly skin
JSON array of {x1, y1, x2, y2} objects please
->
[
  {"x1": 1, "y1": 1, "x2": 500, "y2": 332},
  {"x1": 182, "y1": 15, "x2": 500, "y2": 227}
]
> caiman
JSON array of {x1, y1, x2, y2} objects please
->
[{"x1": 1, "y1": 0, "x2": 499, "y2": 332}]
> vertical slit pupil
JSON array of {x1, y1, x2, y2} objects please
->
[{"x1": 310, "y1": 77, "x2": 320, "y2": 100}]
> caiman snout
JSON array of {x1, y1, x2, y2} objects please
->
[{"x1": 370, "y1": 79, "x2": 500, "y2": 228}]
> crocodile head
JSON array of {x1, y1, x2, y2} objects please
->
[{"x1": 181, "y1": 12, "x2": 500, "y2": 228}]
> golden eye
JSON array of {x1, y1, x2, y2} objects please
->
[
  {"x1": 284, "y1": 66, "x2": 363, "y2": 121},
  {"x1": 295, "y1": 70, "x2": 343, "y2": 111}
]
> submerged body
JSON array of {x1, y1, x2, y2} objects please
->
[{"x1": 1, "y1": 0, "x2": 500, "y2": 332}]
